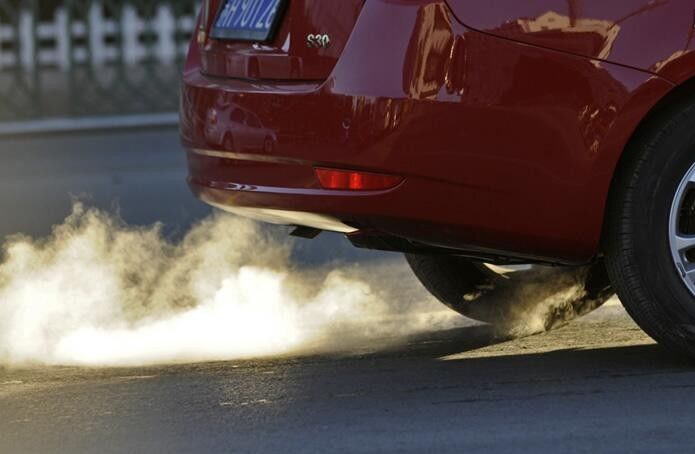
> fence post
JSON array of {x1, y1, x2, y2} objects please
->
[
  {"x1": 0, "y1": 21, "x2": 3, "y2": 71},
  {"x1": 55, "y1": 7, "x2": 71, "y2": 70},
  {"x1": 121, "y1": 5, "x2": 140, "y2": 65},
  {"x1": 156, "y1": 5, "x2": 177, "y2": 64},
  {"x1": 88, "y1": 2, "x2": 105, "y2": 66},
  {"x1": 19, "y1": 9, "x2": 35, "y2": 71}
]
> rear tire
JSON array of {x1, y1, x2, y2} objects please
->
[
  {"x1": 406, "y1": 254, "x2": 613, "y2": 335},
  {"x1": 604, "y1": 97, "x2": 695, "y2": 357}
]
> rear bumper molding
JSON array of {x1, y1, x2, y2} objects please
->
[{"x1": 197, "y1": 193, "x2": 358, "y2": 234}]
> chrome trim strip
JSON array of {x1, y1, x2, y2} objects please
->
[
  {"x1": 206, "y1": 202, "x2": 358, "y2": 234},
  {"x1": 190, "y1": 148, "x2": 310, "y2": 166}
]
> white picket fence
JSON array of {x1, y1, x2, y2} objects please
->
[{"x1": 0, "y1": 2, "x2": 198, "y2": 70}]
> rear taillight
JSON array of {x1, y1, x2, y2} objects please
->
[{"x1": 315, "y1": 168, "x2": 404, "y2": 191}]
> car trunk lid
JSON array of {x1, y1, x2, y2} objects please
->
[{"x1": 199, "y1": 0, "x2": 364, "y2": 81}]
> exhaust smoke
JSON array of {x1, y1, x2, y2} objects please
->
[{"x1": 0, "y1": 203, "x2": 462, "y2": 367}]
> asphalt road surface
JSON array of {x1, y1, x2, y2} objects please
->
[
  {"x1": 2, "y1": 307, "x2": 694, "y2": 454},
  {"x1": 0, "y1": 126, "x2": 208, "y2": 239}
]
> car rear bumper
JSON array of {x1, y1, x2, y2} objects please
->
[{"x1": 181, "y1": 0, "x2": 674, "y2": 264}]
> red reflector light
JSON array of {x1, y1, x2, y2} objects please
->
[{"x1": 315, "y1": 168, "x2": 404, "y2": 191}]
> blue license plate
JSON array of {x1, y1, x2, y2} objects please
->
[{"x1": 211, "y1": 0, "x2": 287, "y2": 42}]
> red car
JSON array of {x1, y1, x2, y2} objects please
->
[{"x1": 181, "y1": 0, "x2": 695, "y2": 354}]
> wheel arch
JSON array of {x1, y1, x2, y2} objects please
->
[{"x1": 600, "y1": 74, "x2": 695, "y2": 255}]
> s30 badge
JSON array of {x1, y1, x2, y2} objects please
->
[{"x1": 306, "y1": 33, "x2": 331, "y2": 49}]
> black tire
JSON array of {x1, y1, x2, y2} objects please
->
[
  {"x1": 604, "y1": 96, "x2": 695, "y2": 356},
  {"x1": 406, "y1": 254, "x2": 613, "y2": 335}
]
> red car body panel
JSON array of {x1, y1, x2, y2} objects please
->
[
  {"x1": 181, "y1": 0, "x2": 695, "y2": 264},
  {"x1": 447, "y1": 0, "x2": 695, "y2": 81}
]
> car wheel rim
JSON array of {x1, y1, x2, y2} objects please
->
[{"x1": 669, "y1": 162, "x2": 695, "y2": 297}]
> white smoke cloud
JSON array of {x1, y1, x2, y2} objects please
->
[{"x1": 0, "y1": 203, "x2": 462, "y2": 367}]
